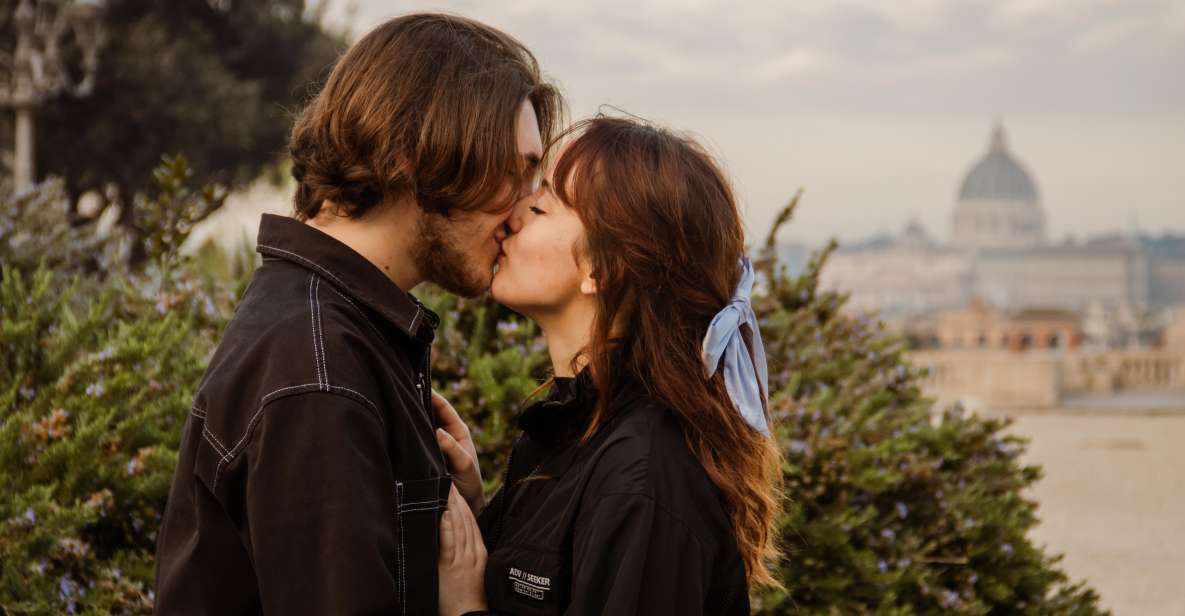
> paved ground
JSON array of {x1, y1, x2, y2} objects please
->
[{"x1": 1003, "y1": 412, "x2": 1185, "y2": 615}]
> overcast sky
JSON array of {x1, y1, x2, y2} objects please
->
[{"x1": 321, "y1": 0, "x2": 1185, "y2": 246}]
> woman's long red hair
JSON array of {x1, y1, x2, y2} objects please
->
[{"x1": 552, "y1": 116, "x2": 783, "y2": 589}]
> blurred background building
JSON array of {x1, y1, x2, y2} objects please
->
[
  {"x1": 822, "y1": 122, "x2": 1185, "y2": 332},
  {"x1": 816, "y1": 121, "x2": 1185, "y2": 412}
]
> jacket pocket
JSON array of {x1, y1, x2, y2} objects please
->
[
  {"x1": 395, "y1": 475, "x2": 451, "y2": 615},
  {"x1": 486, "y1": 542, "x2": 569, "y2": 616}
]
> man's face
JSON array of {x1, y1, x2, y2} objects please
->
[{"x1": 413, "y1": 99, "x2": 544, "y2": 298}]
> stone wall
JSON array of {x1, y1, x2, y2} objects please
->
[{"x1": 909, "y1": 349, "x2": 1185, "y2": 408}]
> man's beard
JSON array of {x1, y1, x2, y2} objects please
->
[{"x1": 412, "y1": 211, "x2": 492, "y2": 298}]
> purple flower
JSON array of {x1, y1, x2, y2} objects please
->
[
  {"x1": 86, "y1": 380, "x2": 106, "y2": 397},
  {"x1": 941, "y1": 589, "x2": 959, "y2": 608},
  {"x1": 895, "y1": 501, "x2": 909, "y2": 520},
  {"x1": 1002, "y1": 543, "x2": 1014, "y2": 556},
  {"x1": 880, "y1": 528, "x2": 896, "y2": 542},
  {"x1": 24, "y1": 507, "x2": 35, "y2": 524},
  {"x1": 877, "y1": 560, "x2": 888, "y2": 573},
  {"x1": 59, "y1": 576, "x2": 75, "y2": 600}
]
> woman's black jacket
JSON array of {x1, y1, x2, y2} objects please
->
[{"x1": 473, "y1": 371, "x2": 750, "y2": 616}]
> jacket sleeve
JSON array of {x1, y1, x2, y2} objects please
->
[
  {"x1": 243, "y1": 391, "x2": 399, "y2": 615},
  {"x1": 565, "y1": 492, "x2": 709, "y2": 616}
]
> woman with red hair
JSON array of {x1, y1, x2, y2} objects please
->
[{"x1": 435, "y1": 116, "x2": 783, "y2": 615}]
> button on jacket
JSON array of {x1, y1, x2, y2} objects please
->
[
  {"x1": 477, "y1": 369, "x2": 751, "y2": 616},
  {"x1": 154, "y1": 214, "x2": 451, "y2": 615}
]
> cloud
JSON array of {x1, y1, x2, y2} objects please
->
[{"x1": 335, "y1": 0, "x2": 1185, "y2": 114}]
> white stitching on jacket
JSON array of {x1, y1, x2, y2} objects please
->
[
  {"x1": 314, "y1": 276, "x2": 328, "y2": 391},
  {"x1": 324, "y1": 283, "x2": 386, "y2": 341},
  {"x1": 207, "y1": 384, "x2": 385, "y2": 490},
  {"x1": 308, "y1": 274, "x2": 323, "y2": 388},
  {"x1": 397, "y1": 481, "x2": 407, "y2": 613},
  {"x1": 257, "y1": 243, "x2": 423, "y2": 332}
]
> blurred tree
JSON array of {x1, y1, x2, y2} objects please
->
[{"x1": 0, "y1": 0, "x2": 344, "y2": 258}]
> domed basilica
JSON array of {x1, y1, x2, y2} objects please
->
[
  {"x1": 821, "y1": 122, "x2": 1183, "y2": 324},
  {"x1": 950, "y1": 123, "x2": 1045, "y2": 250}
]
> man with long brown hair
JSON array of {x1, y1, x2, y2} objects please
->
[{"x1": 153, "y1": 13, "x2": 560, "y2": 615}]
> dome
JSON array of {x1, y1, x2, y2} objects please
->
[
  {"x1": 949, "y1": 121, "x2": 1046, "y2": 250},
  {"x1": 958, "y1": 123, "x2": 1039, "y2": 202}
]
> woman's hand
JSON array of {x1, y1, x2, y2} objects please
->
[
  {"x1": 439, "y1": 484, "x2": 488, "y2": 616},
  {"x1": 433, "y1": 391, "x2": 485, "y2": 515}
]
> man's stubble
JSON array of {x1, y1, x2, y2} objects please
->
[{"x1": 412, "y1": 211, "x2": 493, "y2": 299}]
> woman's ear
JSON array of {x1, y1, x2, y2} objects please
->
[{"x1": 579, "y1": 270, "x2": 598, "y2": 295}]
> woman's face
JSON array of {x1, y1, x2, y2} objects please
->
[{"x1": 491, "y1": 159, "x2": 593, "y2": 319}]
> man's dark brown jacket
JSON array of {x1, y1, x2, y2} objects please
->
[{"x1": 153, "y1": 214, "x2": 451, "y2": 615}]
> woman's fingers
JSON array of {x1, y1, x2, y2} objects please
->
[
  {"x1": 460, "y1": 488, "x2": 485, "y2": 566},
  {"x1": 448, "y1": 485, "x2": 470, "y2": 559},
  {"x1": 461, "y1": 494, "x2": 478, "y2": 565},
  {"x1": 439, "y1": 507, "x2": 455, "y2": 566},
  {"x1": 437, "y1": 426, "x2": 486, "y2": 515},
  {"x1": 436, "y1": 428, "x2": 474, "y2": 475},
  {"x1": 438, "y1": 483, "x2": 488, "y2": 614},
  {"x1": 432, "y1": 390, "x2": 470, "y2": 441}
]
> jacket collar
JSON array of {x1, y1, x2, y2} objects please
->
[
  {"x1": 518, "y1": 369, "x2": 598, "y2": 447},
  {"x1": 518, "y1": 354, "x2": 650, "y2": 448},
  {"x1": 255, "y1": 214, "x2": 438, "y2": 342}
]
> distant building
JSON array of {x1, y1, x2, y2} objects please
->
[
  {"x1": 950, "y1": 124, "x2": 1045, "y2": 250},
  {"x1": 935, "y1": 299, "x2": 1082, "y2": 352},
  {"x1": 1166, "y1": 309, "x2": 1185, "y2": 350},
  {"x1": 821, "y1": 121, "x2": 1184, "y2": 335}
]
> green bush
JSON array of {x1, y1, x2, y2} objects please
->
[
  {"x1": 0, "y1": 174, "x2": 1106, "y2": 614},
  {"x1": 0, "y1": 159, "x2": 248, "y2": 615}
]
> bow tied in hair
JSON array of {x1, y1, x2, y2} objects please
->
[{"x1": 701, "y1": 257, "x2": 770, "y2": 436}]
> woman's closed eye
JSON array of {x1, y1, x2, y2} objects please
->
[{"x1": 529, "y1": 206, "x2": 545, "y2": 215}]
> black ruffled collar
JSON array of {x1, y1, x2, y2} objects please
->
[{"x1": 518, "y1": 368, "x2": 598, "y2": 447}]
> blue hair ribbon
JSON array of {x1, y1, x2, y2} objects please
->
[{"x1": 701, "y1": 257, "x2": 770, "y2": 436}]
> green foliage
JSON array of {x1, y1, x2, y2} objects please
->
[
  {"x1": 748, "y1": 198, "x2": 1105, "y2": 615},
  {"x1": 0, "y1": 170, "x2": 1106, "y2": 613},
  {"x1": 0, "y1": 162, "x2": 248, "y2": 615}
]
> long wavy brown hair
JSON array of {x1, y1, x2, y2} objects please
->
[{"x1": 551, "y1": 116, "x2": 784, "y2": 589}]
